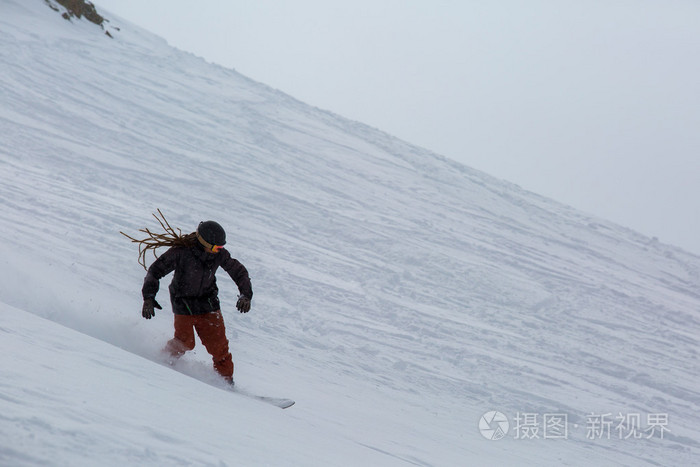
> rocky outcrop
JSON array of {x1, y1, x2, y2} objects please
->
[
  {"x1": 55, "y1": 0, "x2": 104, "y2": 25},
  {"x1": 45, "y1": 0, "x2": 116, "y2": 37}
]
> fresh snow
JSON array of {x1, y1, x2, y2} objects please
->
[{"x1": 1, "y1": 1, "x2": 699, "y2": 465}]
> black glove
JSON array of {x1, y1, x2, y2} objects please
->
[
  {"x1": 142, "y1": 297, "x2": 162, "y2": 319},
  {"x1": 236, "y1": 295, "x2": 251, "y2": 313}
]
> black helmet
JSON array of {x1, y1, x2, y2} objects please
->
[{"x1": 197, "y1": 220, "x2": 226, "y2": 246}]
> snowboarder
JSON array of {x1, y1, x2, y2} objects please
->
[{"x1": 122, "y1": 211, "x2": 252, "y2": 384}]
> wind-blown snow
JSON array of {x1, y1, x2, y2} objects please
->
[{"x1": 1, "y1": 1, "x2": 699, "y2": 465}]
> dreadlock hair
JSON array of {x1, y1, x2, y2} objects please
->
[{"x1": 120, "y1": 209, "x2": 197, "y2": 270}]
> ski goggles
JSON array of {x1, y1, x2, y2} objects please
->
[{"x1": 196, "y1": 232, "x2": 224, "y2": 253}]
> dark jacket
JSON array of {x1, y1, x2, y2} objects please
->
[{"x1": 142, "y1": 244, "x2": 253, "y2": 315}]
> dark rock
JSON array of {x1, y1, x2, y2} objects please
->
[{"x1": 54, "y1": 0, "x2": 104, "y2": 26}]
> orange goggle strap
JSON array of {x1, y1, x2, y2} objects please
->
[{"x1": 196, "y1": 231, "x2": 223, "y2": 252}]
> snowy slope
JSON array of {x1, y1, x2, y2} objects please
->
[
  {"x1": 1, "y1": 1, "x2": 699, "y2": 465},
  {"x1": 0, "y1": 303, "x2": 396, "y2": 466}
]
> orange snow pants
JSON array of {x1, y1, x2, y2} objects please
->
[{"x1": 165, "y1": 310, "x2": 234, "y2": 380}]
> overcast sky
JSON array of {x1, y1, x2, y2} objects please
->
[{"x1": 95, "y1": 0, "x2": 700, "y2": 255}]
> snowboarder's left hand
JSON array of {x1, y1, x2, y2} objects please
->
[{"x1": 236, "y1": 295, "x2": 251, "y2": 313}]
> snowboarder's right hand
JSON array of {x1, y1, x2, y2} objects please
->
[{"x1": 142, "y1": 297, "x2": 162, "y2": 319}]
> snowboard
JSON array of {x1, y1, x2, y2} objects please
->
[
  {"x1": 232, "y1": 387, "x2": 295, "y2": 409},
  {"x1": 158, "y1": 355, "x2": 294, "y2": 408}
]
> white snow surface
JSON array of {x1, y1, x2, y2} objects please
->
[{"x1": 1, "y1": 1, "x2": 699, "y2": 465}]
